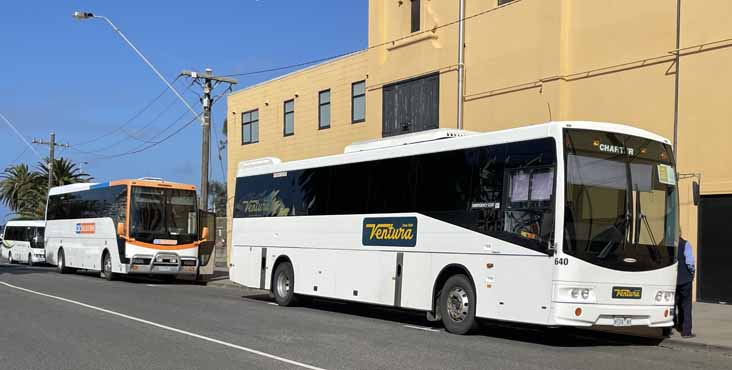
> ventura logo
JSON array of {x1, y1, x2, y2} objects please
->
[{"x1": 362, "y1": 217, "x2": 417, "y2": 247}]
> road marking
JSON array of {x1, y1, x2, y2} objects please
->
[
  {"x1": 0, "y1": 281, "x2": 326, "y2": 370},
  {"x1": 267, "y1": 302, "x2": 279, "y2": 306},
  {"x1": 145, "y1": 284, "x2": 158, "y2": 287},
  {"x1": 403, "y1": 324, "x2": 440, "y2": 333}
]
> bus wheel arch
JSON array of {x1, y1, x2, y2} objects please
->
[{"x1": 431, "y1": 264, "x2": 478, "y2": 333}]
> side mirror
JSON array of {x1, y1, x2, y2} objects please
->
[
  {"x1": 692, "y1": 181, "x2": 700, "y2": 206},
  {"x1": 201, "y1": 226, "x2": 209, "y2": 241},
  {"x1": 116, "y1": 222, "x2": 126, "y2": 237}
]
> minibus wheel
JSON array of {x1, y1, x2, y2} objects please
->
[{"x1": 440, "y1": 274, "x2": 479, "y2": 335}]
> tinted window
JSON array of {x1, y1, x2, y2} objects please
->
[
  {"x1": 234, "y1": 138, "x2": 557, "y2": 252},
  {"x1": 47, "y1": 185, "x2": 127, "y2": 223}
]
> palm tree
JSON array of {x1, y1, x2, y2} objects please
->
[
  {"x1": 0, "y1": 164, "x2": 41, "y2": 214},
  {"x1": 35, "y1": 157, "x2": 92, "y2": 193},
  {"x1": 0, "y1": 157, "x2": 92, "y2": 220}
]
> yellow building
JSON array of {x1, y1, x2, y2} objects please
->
[{"x1": 227, "y1": 0, "x2": 732, "y2": 303}]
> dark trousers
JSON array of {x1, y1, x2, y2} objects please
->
[{"x1": 674, "y1": 282, "x2": 693, "y2": 335}]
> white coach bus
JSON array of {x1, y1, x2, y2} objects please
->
[
  {"x1": 45, "y1": 178, "x2": 216, "y2": 281},
  {"x1": 230, "y1": 122, "x2": 679, "y2": 334},
  {"x1": 1, "y1": 220, "x2": 46, "y2": 265}
]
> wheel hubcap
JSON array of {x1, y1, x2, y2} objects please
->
[
  {"x1": 276, "y1": 272, "x2": 290, "y2": 298},
  {"x1": 446, "y1": 287, "x2": 470, "y2": 322}
]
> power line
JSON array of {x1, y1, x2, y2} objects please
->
[
  {"x1": 74, "y1": 81, "x2": 197, "y2": 155},
  {"x1": 72, "y1": 85, "x2": 171, "y2": 146},
  {"x1": 0, "y1": 112, "x2": 44, "y2": 159},
  {"x1": 219, "y1": 0, "x2": 523, "y2": 78},
  {"x1": 73, "y1": 76, "x2": 187, "y2": 148}
]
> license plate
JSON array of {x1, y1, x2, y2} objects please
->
[
  {"x1": 612, "y1": 286, "x2": 642, "y2": 299},
  {"x1": 157, "y1": 266, "x2": 176, "y2": 272},
  {"x1": 613, "y1": 317, "x2": 632, "y2": 327}
]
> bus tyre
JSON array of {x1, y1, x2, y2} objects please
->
[
  {"x1": 101, "y1": 252, "x2": 116, "y2": 281},
  {"x1": 440, "y1": 274, "x2": 478, "y2": 335},
  {"x1": 272, "y1": 262, "x2": 298, "y2": 306},
  {"x1": 57, "y1": 249, "x2": 70, "y2": 274},
  {"x1": 7, "y1": 253, "x2": 13, "y2": 264},
  {"x1": 27, "y1": 254, "x2": 33, "y2": 267}
]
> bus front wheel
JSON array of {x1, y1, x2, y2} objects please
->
[
  {"x1": 101, "y1": 252, "x2": 116, "y2": 281},
  {"x1": 57, "y1": 249, "x2": 70, "y2": 274},
  {"x1": 27, "y1": 254, "x2": 33, "y2": 267},
  {"x1": 272, "y1": 261, "x2": 298, "y2": 306},
  {"x1": 439, "y1": 274, "x2": 479, "y2": 335}
]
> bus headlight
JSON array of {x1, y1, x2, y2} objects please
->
[{"x1": 564, "y1": 287, "x2": 595, "y2": 303}]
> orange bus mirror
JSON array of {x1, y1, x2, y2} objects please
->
[
  {"x1": 202, "y1": 226, "x2": 210, "y2": 241},
  {"x1": 117, "y1": 222, "x2": 125, "y2": 236}
]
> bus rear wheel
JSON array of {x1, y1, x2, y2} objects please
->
[
  {"x1": 27, "y1": 254, "x2": 33, "y2": 266},
  {"x1": 101, "y1": 252, "x2": 116, "y2": 281},
  {"x1": 272, "y1": 261, "x2": 298, "y2": 306},
  {"x1": 439, "y1": 274, "x2": 479, "y2": 335},
  {"x1": 7, "y1": 253, "x2": 13, "y2": 264}
]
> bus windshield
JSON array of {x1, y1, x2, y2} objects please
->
[
  {"x1": 129, "y1": 187, "x2": 198, "y2": 245},
  {"x1": 563, "y1": 129, "x2": 678, "y2": 271}
]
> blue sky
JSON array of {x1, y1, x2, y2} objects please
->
[{"x1": 0, "y1": 0, "x2": 367, "y2": 221}]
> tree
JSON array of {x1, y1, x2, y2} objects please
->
[
  {"x1": 36, "y1": 157, "x2": 92, "y2": 192},
  {"x1": 0, "y1": 164, "x2": 42, "y2": 216},
  {"x1": 208, "y1": 180, "x2": 227, "y2": 217},
  {"x1": 0, "y1": 157, "x2": 92, "y2": 220}
]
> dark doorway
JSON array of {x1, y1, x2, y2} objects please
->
[
  {"x1": 382, "y1": 73, "x2": 439, "y2": 137},
  {"x1": 698, "y1": 195, "x2": 732, "y2": 303}
]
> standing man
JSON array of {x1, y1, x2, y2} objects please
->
[{"x1": 675, "y1": 232, "x2": 696, "y2": 338}]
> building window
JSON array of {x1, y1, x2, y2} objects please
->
[
  {"x1": 241, "y1": 109, "x2": 259, "y2": 145},
  {"x1": 352, "y1": 81, "x2": 366, "y2": 123},
  {"x1": 411, "y1": 0, "x2": 420, "y2": 33},
  {"x1": 382, "y1": 73, "x2": 439, "y2": 137},
  {"x1": 283, "y1": 99, "x2": 295, "y2": 136},
  {"x1": 319, "y1": 90, "x2": 331, "y2": 130},
  {"x1": 498, "y1": 0, "x2": 516, "y2": 5}
]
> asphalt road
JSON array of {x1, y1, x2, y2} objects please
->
[{"x1": 0, "y1": 262, "x2": 729, "y2": 370}]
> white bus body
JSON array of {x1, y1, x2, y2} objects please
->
[
  {"x1": 230, "y1": 121, "x2": 679, "y2": 333},
  {"x1": 45, "y1": 179, "x2": 210, "y2": 280},
  {"x1": 1, "y1": 220, "x2": 46, "y2": 265}
]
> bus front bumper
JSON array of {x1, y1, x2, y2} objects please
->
[
  {"x1": 552, "y1": 302, "x2": 674, "y2": 328},
  {"x1": 127, "y1": 254, "x2": 198, "y2": 276}
]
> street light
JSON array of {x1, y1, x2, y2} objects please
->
[{"x1": 72, "y1": 10, "x2": 201, "y2": 122}]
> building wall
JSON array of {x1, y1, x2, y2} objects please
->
[{"x1": 227, "y1": 0, "x2": 732, "y2": 296}]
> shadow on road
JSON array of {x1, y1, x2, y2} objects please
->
[{"x1": 246, "y1": 293, "x2": 665, "y2": 349}]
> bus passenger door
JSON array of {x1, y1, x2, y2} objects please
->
[{"x1": 197, "y1": 210, "x2": 217, "y2": 281}]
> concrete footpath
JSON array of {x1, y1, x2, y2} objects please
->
[
  {"x1": 659, "y1": 302, "x2": 732, "y2": 355},
  {"x1": 208, "y1": 277, "x2": 732, "y2": 354}
]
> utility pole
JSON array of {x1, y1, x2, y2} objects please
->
[
  {"x1": 32, "y1": 132, "x2": 70, "y2": 194},
  {"x1": 180, "y1": 68, "x2": 237, "y2": 211}
]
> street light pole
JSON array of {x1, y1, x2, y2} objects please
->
[{"x1": 72, "y1": 11, "x2": 200, "y2": 123}]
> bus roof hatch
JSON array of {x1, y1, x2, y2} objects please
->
[{"x1": 344, "y1": 128, "x2": 476, "y2": 153}]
